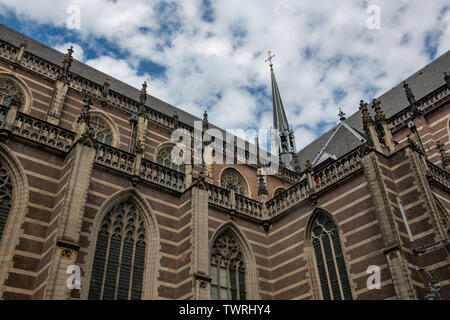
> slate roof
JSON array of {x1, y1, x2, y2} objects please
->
[{"x1": 1, "y1": 23, "x2": 449, "y2": 172}]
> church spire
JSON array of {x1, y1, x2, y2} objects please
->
[{"x1": 266, "y1": 51, "x2": 297, "y2": 170}]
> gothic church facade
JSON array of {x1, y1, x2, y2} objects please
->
[{"x1": 0, "y1": 24, "x2": 448, "y2": 300}]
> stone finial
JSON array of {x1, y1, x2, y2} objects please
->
[
  {"x1": 445, "y1": 72, "x2": 450, "y2": 89},
  {"x1": 407, "y1": 135, "x2": 419, "y2": 152},
  {"x1": 257, "y1": 173, "x2": 268, "y2": 198},
  {"x1": 102, "y1": 79, "x2": 110, "y2": 99},
  {"x1": 202, "y1": 110, "x2": 209, "y2": 131},
  {"x1": 436, "y1": 141, "x2": 449, "y2": 169},
  {"x1": 255, "y1": 135, "x2": 261, "y2": 167},
  {"x1": 338, "y1": 108, "x2": 346, "y2": 121},
  {"x1": 359, "y1": 100, "x2": 373, "y2": 126},
  {"x1": 15, "y1": 39, "x2": 28, "y2": 62},
  {"x1": 19, "y1": 39, "x2": 28, "y2": 49},
  {"x1": 173, "y1": 111, "x2": 179, "y2": 129},
  {"x1": 135, "y1": 140, "x2": 144, "y2": 155},
  {"x1": 293, "y1": 153, "x2": 301, "y2": 173},
  {"x1": 140, "y1": 81, "x2": 148, "y2": 106},
  {"x1": 372, "y1": 98, "x2": 386, "y2": 123},
  {"x1": 403, "y1": 81, "x2": 416, "y2": 106},
  {"x1": 305, "y1": 159, "x2": 312, "y2": 172},
  {"x1": 78, "y1": 94, "x2": 92, "y2": 125},
  {"x1": 59, "y1": 46, "x2": 74, "y2": 82}
]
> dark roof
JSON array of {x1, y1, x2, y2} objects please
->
[{"x1": 296, "y1": 49, "x2": 450, "y2": 168}]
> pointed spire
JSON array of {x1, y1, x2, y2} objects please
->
[
  {"x1": 338, "y1": 108, "x2": 346, "y2": 121},
  {"x1": 271, "y1": 66, "x2": 289, "y2": 132},
  {"x1": 267, "y1": 51, "x2": 297, "y2": 170}
]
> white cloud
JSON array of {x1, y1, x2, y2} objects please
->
[
  {"x1": 85, "y1": 56, "x2": 150, "y2": 89},
  {"x1": 54, "y1": 42, "x2": 85, "y2": 62},
  {"x1": 1, "y1": 0, "x2": 449, "y2": 151}
]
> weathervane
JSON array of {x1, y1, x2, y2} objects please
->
[
  {"x1": 338, "y1": 108, "x2": 346, "y2": 121},
  {"x1": 265, "y1": 50, "x2": 275, "y2": 70}
]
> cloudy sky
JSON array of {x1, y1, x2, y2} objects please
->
[{"x1": 0, "y1": 0, "x2": 449, "y2": 151}]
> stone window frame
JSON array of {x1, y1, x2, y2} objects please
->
[
  {"x1": 273, "y1": 187, "x2": 286, "y2": 198},
  {"x1": 219, "y1": 167, "x2": 250, "y2": 198},
  {"x1": 82, "y1": 188, "x2": 160, "y2": 300},
  {"x1": 87, "y1": 200, "x2": 147, "y2": 300},
  {"x1": 305, "y1": 208, "x2": 354, "y2": 300},
  {"x1": 433, "y1": 195, "x2": 450, "y2": 235},
  {"x1": 209, "y1": 221, "x2": 260, "y2": 300},
  {"x1": 0, "y1": 143, "x2": 29, "y2": 298},
  {"x1": 0, "y1": 72, "x2": 33, "y2": 114},
  {"x1": 74, "y1": 110, "x2": 120, "y2": 148},
  {"x1": 154, "y1": 143, "x2": 185, "y2": 173},
  {"x1": 447, "y1": 117, "x2": 450, "y2": 142}
]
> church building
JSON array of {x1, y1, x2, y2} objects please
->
[{"x1": 0, "y1": 24, "x2": 448, "y2": 300}]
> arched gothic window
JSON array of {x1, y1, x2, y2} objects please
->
[
  {"x1": 220, "y1": 168, "x2": 248, "y2": 197},
  {"x1": 91, "y1": 115, "x2": 113, "y2": 146},
  {"x1": 0, "y1": 78, "x2": 22, "y2": 126},
  {"x1": 274, "y1": 188, "x2": 286, "y2": 198},
  {"x1": 210, "y1": 230, "x2": 246, "y2": 300},
  {"x1": 0, "y1": 160, "x2": 12, "y2": 242},
  {"x1": 88, "y1": 201, "x2": 147, "y2": 300},
  {"x1": 0, "y1": 78, "x2": 20, "y2": 108},
  {"x1": 310, "y1": 212, "x2": 352, "y2": 300},
  {"x1": 156, "y1": 146, "x2": 185, "y2": 173}
]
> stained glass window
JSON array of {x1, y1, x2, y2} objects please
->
[
  {"x1": 157, "y1": 146, "x2": 185, "y2": 173},
  {"x1": 91, "y1": 115, "x2": 113, "y2": 146},
  {"x1": 220, "y1": 168, "x2": 248, "y2": 196},
  {"x1": 0, "y1": 78, "x2": 21, "y2": 126},
  {"x1": 211, "y1": 230, "x2": 246, "y2": 300},
  {"x1": 311, "y1": 213, "x2": 352, "y2": 300},
  {"x1": 88, "y1": 201, "x2": 147, "y2": 300},
  {"x1": 0, "y1": 160, "x2": 12, "y2": 242},
  {"x1": 0, "y1": 79, "x2": 19, "y2": 108}
]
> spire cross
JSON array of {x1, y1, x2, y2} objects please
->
[{"x1": 265, "y1": 51, "x2": 275, "y2": 70}]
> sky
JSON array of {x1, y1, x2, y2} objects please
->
[{"x1": 0, "y1": 0, "x2": 449, "y2": 151}]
